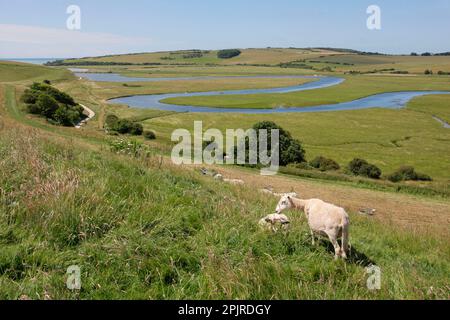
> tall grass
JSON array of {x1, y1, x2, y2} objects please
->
[{"x1": 0, "y1": 124, "x2": 448, "y2": 300}]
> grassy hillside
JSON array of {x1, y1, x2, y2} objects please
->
[
  {"x1": 0, "y1": 60, "x2": 449, "y2": 300},
  {"x1": 0, "y1": 61, "x2": 73, "y2": 83},
  {"x1": 62, "y1": 48, "x2": 344, "y2": 66},
  {"x1": 60, "y1": 48, "x2": 450, "y2": 76},
  {"x1": 0, "y1": 113, "x2": 449, "y2": 300},
  {"x1": 307, "y1": 54, "x2": 450, "y2": 73}
]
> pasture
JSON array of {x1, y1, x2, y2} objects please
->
[
  {"x1": 0, "y1": 118, "x2": 449, "y2": 300},
  {"x1": 0, "y1": 49, "x2": 449, "y2": 300},
  {"x1": 162, "y1": 74, "x2": 450, "y2": 108}
]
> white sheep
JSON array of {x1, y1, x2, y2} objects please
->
[
  {"x1": 259, "y1": 213, "x2": 291, "y2": 232},
  {"x1": 276, "y1": 194, "x2": 350, "y2": 259},
  {"x1": 223, "y1": 178, "x2": 245, "y2": 185}
]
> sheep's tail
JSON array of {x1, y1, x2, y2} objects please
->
[{"x1": 341, "y1": 216, "x2": 350, "y2": 257}]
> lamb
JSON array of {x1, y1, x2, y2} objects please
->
[
  {"x1": 276, "y1": 194, "x2": 350, "y2": 259},
  {"x1": 259, "y1": 213, "x2": 291, "y2": 232}
]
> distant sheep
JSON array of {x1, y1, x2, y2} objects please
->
[
  {"x1": 276, "y1": 194, "x2": 350, "y2": 259},
  {"x1": 223, "y1": 178, "x2": 244, "y2": 185},
  {"x1": 259, "y1": 213, "x2": 290, "y2": 232}
]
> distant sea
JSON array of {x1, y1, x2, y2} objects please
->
[{"x1": 0, "y1": 58, "x2": 64, "y2": 65}]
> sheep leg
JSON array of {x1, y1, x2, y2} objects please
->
[
  {"x1": 310, "y1": 229, "x2": 316, "y2": 246},
  {"x1": 327, "y1": 232, "x2": 342, "y2": 260}
]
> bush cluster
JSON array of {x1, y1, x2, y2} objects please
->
[
  {"x1": 22, "y1": 82, "x2": 84, "y2": 126},
  {"x1": 387, "y1": 166, "x2": 432, "y2": 182},
  {"x1": 347, "y1": 158, "x2": 382, "y2": 179},
  {"x1": 309, "y1": 156, "x2": 340, "y2": 171},
  {"x1": 105, "y1": 114, "x2": 143, "y2": 135},
  {"x1": 105, "y1": 114, "x2": 156, "y2": 139},
  {"x1": 144, "y1": 130, "x2": 156, "y2": 140}
]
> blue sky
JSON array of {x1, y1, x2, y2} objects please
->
[{"x1": 0, "y1": 0, "x2": 449, "y2": 58}]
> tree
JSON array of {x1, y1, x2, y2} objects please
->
[
  {"x1": 424, "y1": 69, "x2": 433, "y2": 75},
  {"x1": 217, "y1": 49, "x2": 241, "y2": 59},
  {"x1": 53, "y1": 105, "x2": 83, "y2": 126},
  {"x1": 31, "y1": 82, "x2": 76, "y2": 106},
  {"x1": 22, "y1": 82, "x2": 83, "y2": 127},
  {"x1": 36, "y1": 94, "x2": 59, "y2": 118},
  {"x1": 21, "y1": 89, "x2": 39, "y2": 104},
  {"x1": 252, "y1": 121, "x2": 306, "y2": 166}
]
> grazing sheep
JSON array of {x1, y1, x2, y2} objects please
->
[
  {"x1": 223, "y1": 178, "x2": 245, "y2": 185},
  {"x1": 259, "y1": 213, "x2": 291, "y2": 232},
  {"x1": 276, "y1": 194, "x2": 350, "y2": 259}
]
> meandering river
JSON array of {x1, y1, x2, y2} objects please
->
[{"x1": 76, "y1": 72, "x2": 450, "y2": 116}]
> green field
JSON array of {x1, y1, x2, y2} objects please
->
[
  {"x1": 142, "y1": 101, "x2": 450, "y2": 181},
  {"x1": 1, "y1": 120, "x2": 448, "y2": 300},
  {"x1": 63, "y1": 48, "x2": 450, "y2": 75},
  {"x1": 162, "y1": 74, "x2": 450, "y2": 108},
  {"x1": 0, "y1": 49, "x2": 449, "y2": 300}
]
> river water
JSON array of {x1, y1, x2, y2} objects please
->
[{"x1": 75, "y1": 72, "x2": 450, "y2": 115}]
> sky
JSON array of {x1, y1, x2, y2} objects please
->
[{"x1": 0, "y1": 0, "x2": 449, "y2": 58}]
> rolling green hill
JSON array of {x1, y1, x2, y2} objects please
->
[
  {"x1": 55, "y1": 47, "x2": 450, "y2": 74},
  {"x1": 0, "y1": 58, "x2": 449, "y2": 300}
]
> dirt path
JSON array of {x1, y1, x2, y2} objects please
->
[{"x1": 75, "y1": 103, "x2": 95, "y2": 129}]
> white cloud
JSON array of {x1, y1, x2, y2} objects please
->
[{"x1": 0, "y1": 24, "x2": 154, "y2": 58}]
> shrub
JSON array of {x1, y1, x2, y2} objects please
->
[
  {"x1": 30, "y1": 82, "x2": 76, "y2": 106},
  {"x1": 387, "y1": 166, "x2": 432, "y2": 182},
  {"x1": 129, "y1": 122, "x2": 144, "y2": 136},
  {"x1": 348, "y1": 158, "x2": 382, "y2": 179},
  {"x1": 310, "y1": 156, "x2": 340, "y2": 171},
  {"x1": 107, "y1": 117, "x2": 143, "y2": 136},
  {"x1": 21, "y1": 89, "x2": 39, "y2": 104},
  {"x1": 53, "y1": 105, "x2": 85, "y2": 126},
  {"x1": 104, "y1": 114, "x2": 119, "y2": 129},
  {"x1": 113, "y1": 119, "x2": 133, "y2": 134},
  {"x1": 22, "y1": 82, "x2": 83, "y2": 127},
  {"x1": 144, "y1": 131, "x2": 156, "y2": 140},
  {"x1": 287, "y1": 162, "x2": 311, "y2": 170},
  {"x1": 217, "y1": 49, "x2": 241, "y2": 59},
  {"x1": 183, "y1": 52, "x2": 203, "y2": 59},
  {"x1": 26, "y1": 103, "x2": 41, "y2": 114},
  {"x1": 424, "y1": 69, "x2": 433, "y2": 75},
  {"x1": 36, "y1": 94, "x2": 59, "y2": 118}
]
